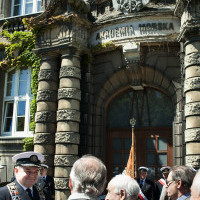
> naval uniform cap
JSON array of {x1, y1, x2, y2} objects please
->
[
  {"x1": 138, "y1": 166, "x2": 149, "y2": 172},
  {"x1": 160, "y1": 166, "x2": 171, "y2": 173},
  {"x1": 41, "y1": 163, "x2": 49, "y2": 169},
  {"x1": 12, "y1": 151, "x2": 44, "y2": 167}
]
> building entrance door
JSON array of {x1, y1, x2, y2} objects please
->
[{"x1": 106, "y1": 127, "x2": 173, "y2": 181}]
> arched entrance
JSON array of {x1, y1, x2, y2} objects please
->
[{"x1": 106, "y1": 87, "x2": 174, "y2": 181}]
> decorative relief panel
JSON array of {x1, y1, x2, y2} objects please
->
[
  {"x1": 59, "y1": 66, "x2": 81, "y2": 79},
  {"x1": 185, "y1": 52, "x2": 200, "y2": 68},
  {"x1": 58, "y1": 88, "x2": 81, "y2": 100},
  {"x1": 54, "y1": 155, "x2": 79, "y2": 166},
  {"x1": 37, "y1": 90, "x2": 58, "y2": 102},
  {"x1": 54, "y1": 178, "x2": 69, "y2": 190},
  {"x1": 55, "y1": 132, "x2": 80, "y2": 144},
  {"x1": 57, "y1": 109, "x2": 80, "y2": 122},
  {"x1": 39, "y1": 70, "x2": 59, "y2": 81},
  {"x1": 34, "y1": 133, "x2": 55, "y2": 144},
  {"x1": 185, "y1": 128, "x2": 200, "y2": 142},
  {"x1": 35, "y1": 111, "x2": 57, "y2": 123},
  {"x1": 185, "y1": 102, "x2": 200, "y2": 116},
  {"x1": 185, "y1": 155, "x2": 200, "y2": 168},
  {"x1": 184, "y1": 77, "x2": 200, "y2": 92}
]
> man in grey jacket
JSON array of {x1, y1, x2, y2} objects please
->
[{"x1": 68, "y1": 155, "x2": 107, "y2": 200}]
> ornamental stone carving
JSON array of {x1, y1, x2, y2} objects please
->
[
  {"x1": 57, "y1": 109, "x2": 80, "y2": 122},
  {"x1": 59, "y1": 66, "x2": 81, "y2": 79},
  {"x1": 185, "y1": 102, "x2": 200, "y2": 116},
  {"x1": 185, "y1": 128, "x2": 200, "y2": 142},
  {"x1": 35, "y1": 111, "x2": 56, "y2": 123},
  {"x1": 58, "y1": 88, "x2": 81, "y2": 100},
  {"x1": 54, "y1": 178, "x2": 69, "y2": 190},
  {"x1": 37, "y1": 90, "x2": 57, "y2": 102},
  {"x1": 185, "y1": 155, "x2": 200, "y2": 168},
  {"x1": 112, "y1": 0, "x2": 150, "y2": 13},
  {"x1": 54, "y1": 155, "x2": 78, "y2": 166},
  {"x1": 184, "y1": 77, "x2": 200, "y2": 92},
  {"x1": 39, "y1": 70, "x2": 59, "y2": 81},
  {"x1": 184, "y1": 52, "x2": 200, "y2": 68},
  {"x1": 34, "y1": 133, "x2": 55, "y2": 144},
  {"x1": 55, "y1": 132, "x2": 80, "y2": 144}
]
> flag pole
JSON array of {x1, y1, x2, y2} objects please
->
[{"x1": 130, "y1": 118, "x2": 136, "y2": 178}]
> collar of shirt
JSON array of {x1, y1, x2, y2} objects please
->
[
  {"x1": 177, "y1": 193, "x2": 190, "y2": 200},
  {"x1": 17, "y1": 181, "x2": 33, "y2": 195}
]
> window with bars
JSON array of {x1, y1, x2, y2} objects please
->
[
  {"x1": 11, "y1": 0, "x2": 41, "y2": 16},
  {"x1": 2, "y1": 67, "x2": 32, "y2": 136}
]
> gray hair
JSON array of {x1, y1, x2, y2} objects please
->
[
  {"x1": 109, "y1": 174, "x2": 140, "y2": 200},
  {"x1": 191, "y1": 170, "x2": 200, "y2": 197},
  {"x1": 170, "y1": 165, "x2": 196, "y2": 189},
  {"x1": 70, "y1": 155, "x2": 107, "y2": 196}
]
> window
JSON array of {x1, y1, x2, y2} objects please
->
[
  {"x1": 11, "y1": 0, "x2": 41, "y2": 16},
  {"x1": 2, "y1": 67, "x2": 32, "y2": 136}
]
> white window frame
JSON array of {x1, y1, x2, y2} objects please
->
[
  {"x1": 1, "y1": 67, "x2": 33, "y2": 137},
  {"x1": 11, "y1": 0, "x2": 41, "y2": 17}
]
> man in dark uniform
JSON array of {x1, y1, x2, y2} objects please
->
[
  {"x1": 136, "y1": 166, "x2": 155, "y2": 200},
  {"x1": 0, "y1": 151, "x2": 44, "y2": 200},
  {"x1": 40, "y1": 164, "x2": 55, "y2": 200},
  {"x1": 155, "y1": 166, "x2": 171, "y2": 200}
]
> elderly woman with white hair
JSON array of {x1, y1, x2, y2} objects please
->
[{"x1": 105, "y1": 174, "x2": 140, "y2": 200}]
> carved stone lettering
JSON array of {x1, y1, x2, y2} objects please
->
[
  {"x1": 37, "y1": 90, "x2": 57, "y2": 102},
  {"x1": 58, "y1": 88, "x2": 81, "y2": 100},
  {"x1": 54, "y1": 155, "x2": 78, "y2": 166},
  {"x1": 35, "y1": 111, "x2": 56, "y2": 123},
  {"x1": 55, "y1": 132, "x2": 80, "y2": 144},
  {"x1": 57, "y1": 109, "x2": 80, "y2": 122},
  {"x1": 59, "y1": 66, "x2": 81, "y2": 79}
]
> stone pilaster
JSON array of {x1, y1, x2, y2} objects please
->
[
  {"x1": 34, "y1": 54, "x2": 59, "y2": 175},
  {"x1": 54, "y1": 49, "x2": 80, "y2": 200}
]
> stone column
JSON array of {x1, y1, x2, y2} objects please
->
[
  {"x1": 184, "y1": 35, "x2": 200, "y2": 168},
  {"x1": 34, "y1": 54, "x2": 59, "y2": 175},
  {"x1": 54, "y1": 49, "x2": 80, "y2": 200}
]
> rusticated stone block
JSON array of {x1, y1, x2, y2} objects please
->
[
  {"x1": 54, "y1": 167, "x2": 71, "y2": 177},
  {"x1": 57, "y1": 109, "x2": 80, "y2": 122},
  {"x1": 185, "y1": 155, "x2": 200, "y2": 168},
  {"x1": 59, "y1": 66, "x2": 81, "y2": 79},
  {"x1": 58, "y1": 99, "x2": 80, "y2": 110},
  {"x1": 34, "y1": 133, "x2": 55, "y2": 144},
  {"x1": 37, "y1": 102, "x2": 57, "y2": 112},
  {"x1": 58, "y1": 88, "x2": 81, "y2": 100},
  {"x1": 37, "y1": 90, "x2": 57, "y2": 102},
  {"x1": 184, "y1": 77, "x2": 200, "y2": 92},
  {"x1": 35, "y1": 111, "x2": 56, "y2": 123},
  {"x1": 185, "y1": 128, "x2": 200, "y2": 142},
  {"x1": 185, "y1": 102, "x2": 200, "y2": 116},
  {"x1": 54, "y1": 155, "x2": 78, "y2": 166},
  {"x1": 34, "y1": 144, "x2": 55, "y2": 154},
  {"x1": 185, "y1": 52, "x2": 200, "y2": 68},
  {"x1": 55, "y1": 132, "x2": 79, "y2": 144},
  {"x1": 57, "y1": 121, "x2": 79, "y2": 132},
  {"x1": 35, "y1": 123, "x2": 56, "y2": 133},
  {"x1": 55, "y1": 144, "x2": 78, "y2": 155},
  {"x1": 38, "y1": 70, "x2": 58, "y2": 82},
  {"x1": 54, "y1": 178, "x2": 69, "y2": 190}
]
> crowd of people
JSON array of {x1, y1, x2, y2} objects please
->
[{"x1": 0, "y1": 151, "x2": 199, "y2": 200}]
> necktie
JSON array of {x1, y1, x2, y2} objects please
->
[
  {"x1": 26, "y1": 188, "x2": 33, "y2": 200},
  {"x1": 140, "y1": 180, "x2": 143, "y2": 188}
]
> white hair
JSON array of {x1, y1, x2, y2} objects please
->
[
  {"x1": 70, "y1": 155, "x2": 107, "y2": 196},
  {"x1": 109, "y1": 174, "x2": 140, "y2": 200},
  {"x1": 191, "y1": 170, "x2": 200, "y2": 197}
]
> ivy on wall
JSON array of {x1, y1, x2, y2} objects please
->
[{"x1": 0, "y1": 25, "x2": 41, "y2": 136}]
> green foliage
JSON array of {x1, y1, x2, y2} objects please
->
[
  {"x1": 0, "y1": 27, "x2": 41, "y2": 132},
  {"x1": 23, "y1": 137, "x2": 34, "y2": 151},
  {"x1": 91, "y1": 41, "x2": 117, "y2": 52}
]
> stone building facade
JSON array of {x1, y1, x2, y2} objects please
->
[{"x1": 0, "y1": 0, "x2": 199, "y2": 199}]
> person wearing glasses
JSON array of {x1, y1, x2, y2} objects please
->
[
  {"x1": 0, "y1": 151, "x2": 44, "y2": 200},
  {"x1": 166, "y1": 166, "x2": 196, "y2": 200}
]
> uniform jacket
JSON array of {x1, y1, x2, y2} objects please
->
[
  {"x1": 155, "y1": 179, "x2": 166, "y2": 200},
  {"x1": 136, "y1": 178, "x2": 155, "y2": 200},
  {"x1": 0, "y1": 179, "x2": 41, "y2": 200},
  {"x1": 43, "y1": 175, "x2": 55, "y2": 200}
]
